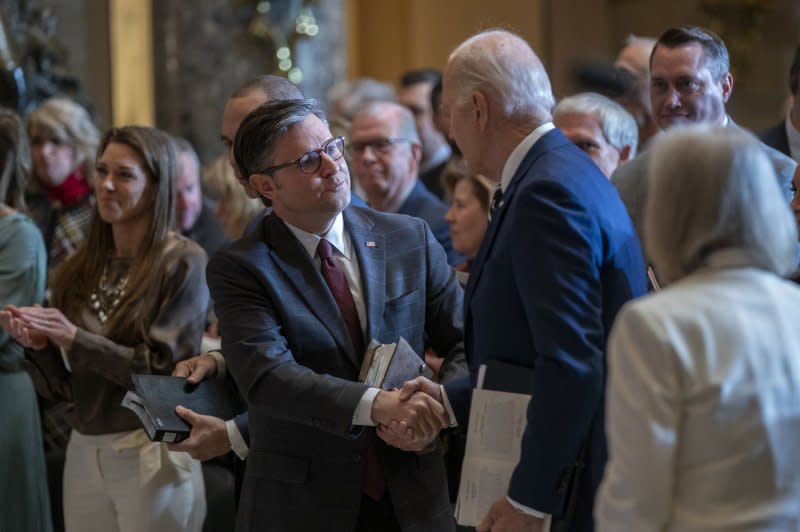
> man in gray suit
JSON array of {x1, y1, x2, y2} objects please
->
[
  {"x1": 612, "y1": 26, "x2": 798, "y2": 275},
  {"x1": 207, "y1": 98, "x2": 465, "y2": 531}
]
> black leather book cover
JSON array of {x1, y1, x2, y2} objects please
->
[{"x1": 130, "y1": 374, "x2": 244, "y2": 441}]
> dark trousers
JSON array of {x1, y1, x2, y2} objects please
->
[{"x1": 356, "y1": 493, "x2": 402, "y2": 532}]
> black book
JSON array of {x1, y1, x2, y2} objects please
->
[{"x1": 121, "y1": 374, "x2": 245, "y2": 443}]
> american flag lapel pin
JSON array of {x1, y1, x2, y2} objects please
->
[{"x1": 366, "y1": 241, "x2": 377, "y2": 248}]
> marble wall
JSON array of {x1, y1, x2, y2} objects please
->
[{"x1": 151, "y1": 0, "x2": 346, "y2": 165}]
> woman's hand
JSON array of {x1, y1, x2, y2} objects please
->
[
  {"x1": 1, "y1": 305, "x2": 50, "y2": 349},
  {"x1": 2, "y1": 304, "x2": 78, "y2": 350}
]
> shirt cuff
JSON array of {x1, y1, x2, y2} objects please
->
[
  {"x1": 352, "y1": 387, "x2": 381, "y2": 426},
  {"x1": 440, "y1": 385, "x2": 458, "y2": 427},
  {"x1": 207, "y1": 350, "x2": 226, "y2": 378},
  {"x1": 506, "y1": 495, "x2": 549, "y2": 519},
  {"x1": 225, "y1": 418, "x2": 249, "y2": 460}
]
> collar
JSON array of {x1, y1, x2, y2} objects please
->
[
  {"x1": 500, "y1": 122, "x2": 555, "y2": 192},
  {"x1": 284, "y1": 212, "x2": 351, "y2": 260},
  {"x1": 785, "y1": 113, "x2": 800, "y2": 161}
]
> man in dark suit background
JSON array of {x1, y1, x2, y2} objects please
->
[
  {"x1": 207, "y1": 98, "x2": 467, "y2": 531},
  {"x1": 348, "y1": 101, "x2": 464, "y2": 266},
  {"x1": 395, "y1": 29, "x2": 647, "y2": 531},
  {"x1": 759, "y1": 44, "x2": 800, "y2": 161},
  {"x1": 612, "y1": 27, "x2": 798, "y2": 273}
]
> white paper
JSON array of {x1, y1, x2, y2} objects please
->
[{"x1": 455, "y1": 388, "x2": 532, "y2": 527}]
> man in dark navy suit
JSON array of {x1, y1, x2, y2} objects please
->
[
  {"x1": 207, "y1": 98, "x2": 467, "y2": 531},
  {"x1": 395, "y1": 29, "x2": 647, "y2": 531},
  {"x1": 348, "y1": 101, "x2": 464, "y2": 266}
]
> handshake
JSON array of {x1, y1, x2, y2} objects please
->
[{"x1": 370, "y1": 376, "x2": 449, "y2": 453}]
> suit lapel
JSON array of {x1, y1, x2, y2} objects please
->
[
  {"x1": 344, "y1": 208, "x2": 385, "y2": 343},
  {"x1": 264, "y1": 214, "x2": 360, "y2": 369},
  {"x1": 466, "y1": 129, "x2": 568, "y2": 304}
]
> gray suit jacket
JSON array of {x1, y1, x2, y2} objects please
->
[
  {"x1": 611, "y1": 120, "x2": 799, "y2": 270},
  {"x1": 207, "y1": 205, "x2": 465, "y2": 532}
]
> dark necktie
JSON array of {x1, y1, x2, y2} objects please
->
[
  {"x1": 317, "y1": 239, "x2": 364, "y2": 356},
  {"x1": 489, "y1": 185, "x2": 504, "y2": 220},
  {"x1": 316, "y1": 239, "x2": 385, "y2": 500}
]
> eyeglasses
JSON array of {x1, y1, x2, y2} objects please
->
[
  {"x1": 261, "y1": 136, "x2": 345, "y2": 175},
  {"x1": 346, "y1": 137, "x2": 412, "y2": 157}
]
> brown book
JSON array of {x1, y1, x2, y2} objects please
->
[{"x1": 358, "y1": 336, "x2": 432, "y2": 390}]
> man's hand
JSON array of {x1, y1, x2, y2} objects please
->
[
  {"x1": 371, "y1": 389, "x2": 448, "y2": 451},
  {"x1": 166, "y1": 406, "x2": 231, "y2": 461},
  {"x1": 477, "y1": 497, "x2": 545, "y2": 532},
  {"x1": 398, "y1": 375, "x2": 442, "y2": 402},
  {"x1": 172, "y1": 353, "x2": 219, "y2": 384}
]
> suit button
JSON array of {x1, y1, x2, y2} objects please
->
[{"x1": 352, "y1": 453, "x2": 362, "y2": 463}]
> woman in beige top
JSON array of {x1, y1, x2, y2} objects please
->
[{"x1": 1, "y1": 125, "x2": 209, "y2": 532}]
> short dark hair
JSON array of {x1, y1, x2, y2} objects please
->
[
  {"x1": 400, "y1": 68, "x2": 441, "y2": 88},
  {"x1": 233, "y1": 98, "x2": 324, "y2": 180},
  {"x1": 652, "y1": 26, "x2": 730, "y2": 82},
  {"x1": 231, "y1": 75, "x2": 304, "y2": 100},
  {"x1": 790, "y1": 45, "x2": 800, "y2": 94}
]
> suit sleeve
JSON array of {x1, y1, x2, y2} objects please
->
[
  {"x1": 207, "y1": 251, "x2": 368, "y2": 437},
  {"x1": 421, "y1": 221, "x2": 469, "y2": 385},
  {"x1": 506, "y1": 179, "x2": 606, "y2": 512},
  {"x1": 595, "y1": 304, "x2": 679, "y2": 532}
]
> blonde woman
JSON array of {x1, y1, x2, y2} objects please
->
[
  {"x1": 596, "y1": 126, "x2": 800, "y2": 531},
  {"x1": 26, "y1": 97, "x2": 99, "y2": 267},
  {"x1": 2, "y1": 126, "x2": 208, "y2": 532}
]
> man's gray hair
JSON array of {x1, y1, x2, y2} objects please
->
[
  {"x1": 448, "y1": 29, "x2": 555, "y2": 121},
  {"x1": 351, "y1": 101, "x2": 420, "y2": 143},
  {"x1": 233, "y1": 98, "x2": 325, "y2": 180},
  {"x1": 173, "y1": 136, "x2": 201, "y2": 173},
  {"x1": 645, "y1": 124, "x2": 797, "y2": 283},
  {"x1": 554, "y1": 92, "x2": 639, "y2": 156}
]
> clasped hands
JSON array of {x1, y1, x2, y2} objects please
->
[
  {"x1": 371, "y1": 376, "x2": 448, "y2": 452},
  {"x1": 0, "y1": 304, "x2": 77, "y2": 350}
]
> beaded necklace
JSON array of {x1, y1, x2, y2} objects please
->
[{"x1": 88, "y1": 263, "x2": 130, "y2": 325}]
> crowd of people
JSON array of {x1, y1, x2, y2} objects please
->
[{"x1": 1, "y1": 22, "x2": 800, "y2": 532}]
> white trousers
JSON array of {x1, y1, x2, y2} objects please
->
[{"x1": 63, "y1": 430, "x2": 206, "y2": 532}]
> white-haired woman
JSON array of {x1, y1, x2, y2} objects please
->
[{"x1": 596, "y1": 125, "x2": 800, "y2": 531}]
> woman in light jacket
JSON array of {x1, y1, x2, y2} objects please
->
[{"x1": 596, "y1": 125, "x2": 800, "y2": 531}]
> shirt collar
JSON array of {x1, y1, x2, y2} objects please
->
[
  {"x1": 500, "y1": 122, "x2": 555, "y2": 192},
  {"x1": 283, "y1": 212, "x2": 351, "y2": 260}
]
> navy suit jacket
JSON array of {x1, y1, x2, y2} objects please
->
[
  {"x1": 759, "y1": 120, "x2": 791, "y2": 157},
  {"x1": 399, "y1": 180, "x2": 465, "y2": 266},
  {"x1": 208, "y1": 206, "x2": 466, "y2": 532},
  {"x1": 444, "y1": 128, "x2": 646, "y2": 531}
]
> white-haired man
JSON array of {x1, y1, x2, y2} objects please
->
[
  {"x1": 554, "y1": 92, "x2": 638, "y2": 178},
  {"x1": 394, "y1": 29, "x2": 647, "y2": 531}
]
